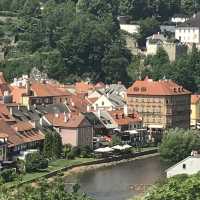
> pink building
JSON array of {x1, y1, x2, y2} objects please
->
[{"x1": 44, "y1": 113, "x2": 93, "y2": 148}]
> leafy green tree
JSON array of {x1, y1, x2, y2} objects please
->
[
  {"x1": 52, "y1": 131, "x2": 63, "y2": 159},
  {"x1": 0, "y1": 177, "x2": 93, "y2": 200},
  {"x1": 160, "y1": 129, "x2": 200, "y2": 165},
  {"x1": 25, "y1": 152, "x2": 48, "y2": 172},
  {"x1": 136, "y1": 17, "x2": 160, "y2": 47},
  {"x1": 140, "y1": 173, "x2": 200, "y2": 200}
]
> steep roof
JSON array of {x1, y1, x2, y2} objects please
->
[
  {"x1": 127, "y1": 78, "x2": 191, "y2": 96},
  {"x1": 0, "y1": 103, "x2": 15, "y2": 123},
  {"x1": 45, "y1": 112, "x2": 91, "y2": 128}
]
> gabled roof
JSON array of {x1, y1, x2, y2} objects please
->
[
  {"x1": 0, "y1": 103, "x2": 15, "y2": 123},
  {"x1": 127, "y1": 77, "x2": 191, "y2": 96},
  {"x1": 45, "y1": 112, "x2": 91, "y2": 128}
]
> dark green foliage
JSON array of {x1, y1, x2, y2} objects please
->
[
  {"x1": 136, "y1": 17, "x2": 160, "y2": 47},
  {"x1": 25, "y1": 152, "x2": 48, "y2": 172},
  {"x1": 43, "y1": 130, "x2": 63, "y2": 159},
  {"x1": 141, "y1": 173, "x2": 200, "y2": 200},
  {"x1": 0, "y1": 168, "x2": 17, "y2": 183},
  {"x1": 140, "y1": 46, "x2": 200, "y2": 92},
  {"x1": 0, "y1": 177, "x2": 93, "y2": 200},
  {"x1": 159, "y1": 129, "x2": 200, "y2": 165},
  {"x1": 80, "y1": 145, "x2": 92, "y2": 158}
]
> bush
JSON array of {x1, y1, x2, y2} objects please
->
[
  {"x1": 25, "y1": 152, "x2": 48, "y2": 173},
  {"x1": 70, "y1": 147, "x2": 81, "y2": 157},
  {"x1": 80, "y1": 145, "x2": 92, "y2": 158},
  {"x1": 67, "y1": 151, "x2": 75, "y2": 160},
  {"x1": 0, "y1": 168, "x2": 17, "y2": 183}
]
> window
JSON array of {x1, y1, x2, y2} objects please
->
[
  {"x1": 102, "y1": 101, "x2": 104, "y2": 106},
  {"x1": 183, "y1": 164, "x2": 186, "y2": 169}
]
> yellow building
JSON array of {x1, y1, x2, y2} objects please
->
[
  {"x1": 191, "y1": 95, "x2": 200, "y2": 128},
  {"x1": 127, "y1": 77, "x2": 191, "y2": 129}
]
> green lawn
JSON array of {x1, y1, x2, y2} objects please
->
[{"x1": 5, "y1": 157, "x2": 95, "y2": 188}]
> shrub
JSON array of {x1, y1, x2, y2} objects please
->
[
  {"x1": 25, "y1": 152, "x2": 48, "y2": 173},
  {"x1": 80, "y1": 145, "x2": 92, "y2": 158},
  {"x1": 0, "y1": 168, "x2": 17, "y2": 183},
  {"x1": 70, "y1": 147, "x2": 81, "y2": 157}
]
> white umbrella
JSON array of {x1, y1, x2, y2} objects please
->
[
  {"x1": 112, "y1": 145, "x2": 124, "y2": 150},
  {"x1": 94, "y1": 147, "x2": 114, "y2": 153},
  {"x1": 122, "y1": 144, "x2": 132, "y2": 150}
]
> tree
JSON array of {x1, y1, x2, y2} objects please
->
[
  {"x1": 0, "y1": 177, "x2": 93, "y2": 200},
  {"x1": 52, "y1": 131, "x2": 63, "y2": 159},
  {"x1": 25, "y1": 152, "x2": 48, "y2": 172},
  {"x1": 159, "y1": 129, "x2": 200, "y2": 165},
  {"x1": 136, "y1": 17, "x2": 160, "y2": 47},
  {"x1": 140, "y1": 173, "x2": 200, "y2": 200},
  {"x1": 43, "y1": 130, "x2": 62, "y2": 159}
]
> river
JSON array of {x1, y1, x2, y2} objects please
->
[{"x1": 65, "y1": 155, "x2": 166, "y2": 200}]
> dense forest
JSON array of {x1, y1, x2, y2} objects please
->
[{"x1": 0, "y1": 0, "x2": 200, "y2": 88}]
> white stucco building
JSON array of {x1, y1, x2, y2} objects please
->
[
  {"x1": 175, "y1": 13, "x2": 200, "y2": 45},
  {"x1": 166, "y1": 152, "x2": 200, "y2": 178}
]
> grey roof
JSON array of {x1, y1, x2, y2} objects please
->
[
  {"x1": 104, "y1": 84, "x2": 126, "y2": 96},
  {"x1": 108, "y1": 94, "x2": 126, "y2": 107},
  {"x1": 160, "y1": 25, "x2": 175, "y2": 33},
  {"x1": 10, "y1": 106, "x2": 41, "y2": 122},
  {"x1": 32, "y1": 103, "x2": 70, "y2": 115},
  {"x1": 83, "y1": 112, "x2": 106, "y2": 129},
  {"x1": 178, "y1": 12, "x2": 200, "y2": 27}
]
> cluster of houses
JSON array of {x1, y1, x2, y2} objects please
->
[
  {"x1": 0, "y1": 69, "x2": 199, "y2": 165},
  {"x1": 119, "y1": 12, "x2": 200, "y2": 61}
]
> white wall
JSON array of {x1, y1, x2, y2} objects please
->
[
  {"x1": 120, "y1": 24, "x2": 140, "y2": 34},
  {"x1": 167, "y1": 157, "x2": 200, "y2": 178},
  {"x1": 175, "y1": 27, "x2": 200, "y2": 44}
]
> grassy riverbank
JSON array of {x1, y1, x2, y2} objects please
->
[
  {"x1": 4, "y1": 147, "x2": 158, "y2": 188},
  {"x1": 5, "y1": 158, "x2": 95, "y2": 188}
]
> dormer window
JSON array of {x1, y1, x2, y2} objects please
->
[{"x1": 133, "y1": 87, "x2": 139, "y2": 92}]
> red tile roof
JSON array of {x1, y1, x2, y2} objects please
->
[
  {"x1": 0, "y1": 104, "x2": 15, "y2": 123},
  {"x1": 11, "y1": 86, "x2": 27, "y2": 104},
  {"x1": 0, "y1": 120, "x2": 44, "y2": 147},
  {"x1": 108, "y1": 110, "x2": 142, "y2": 126},
  {"x1": 45, "y1": 112, "x2": 90, "y2": 128},
  {"x1": 31, "y1": 82, "x2": 71, "y2": 97},
  {"x1": 127, "y1": 78, "x2": 191, "y2": 96},
  {"x1": 75, "y1": 82, "x2": 94, "y2": 93},
  {"x1": 191, "y1": 95, "x2": 200, "y2": 104}
]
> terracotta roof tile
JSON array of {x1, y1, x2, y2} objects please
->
[
  {"x1": 108, "y1": 110, "x2": 142, "y2": 126},
  {"x1": 127, "y1": 78, "x2": 191, "y2": 96},
  {"x1": 45, "y1": 112, "x2": 90, "y2": 128},
  {"x1": 75, "y1": 82, "x2": 94, "y2": 93},
  {"x1": 31, "y1": 82, "x2": 71, "y2": 97}
]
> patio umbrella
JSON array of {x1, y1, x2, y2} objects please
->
[
  {"x1": 94, "y1": 147, "x2": 114, "y2": 153},
  {"x1": 122, "y1": 144, "x2": 132, "y2": 150},
  {"x1": 112, "y1": 145, "x2": 124, "y2": 150}
]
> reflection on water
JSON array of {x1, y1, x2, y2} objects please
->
[{"x1": 65, "y1": 156, "x2": 166, "y2": 200}]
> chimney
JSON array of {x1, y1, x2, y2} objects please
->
[
  {"x1": 97, "y1": 109, "x2": 101, "y2": 118},
  {"x1": 26, "y1": 79, "x2": 31, "y2": 96},
  {"x1": 9, "y1": 107, "x2": 13, "y2": 116},
  {"x1": 14, "y1": 126, "x2": 18, "y2": 132},
  {"x1": 64, "y1": 112, "x2": 68, "y2": 122},
  {"x1": 124, "y1": 104, "x2": 128, "y2": 116},
  {"x1": 54, "y1": 113, "x2": 59, "y2": 118}
]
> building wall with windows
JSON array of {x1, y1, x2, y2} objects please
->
[
  {"x1": 127, "y1": 79, "x2": 191, "y2": 129},
  {"x1": 175, "y1": 27, "x2": 200, "y2": 44}
]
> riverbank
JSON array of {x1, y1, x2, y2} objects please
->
[
  {"x1": 61, "y1": 153, "x2": 160, "y2": 179},
  {"x1": 6, "y1": 147, "x2": 158, "y2": 188}
]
